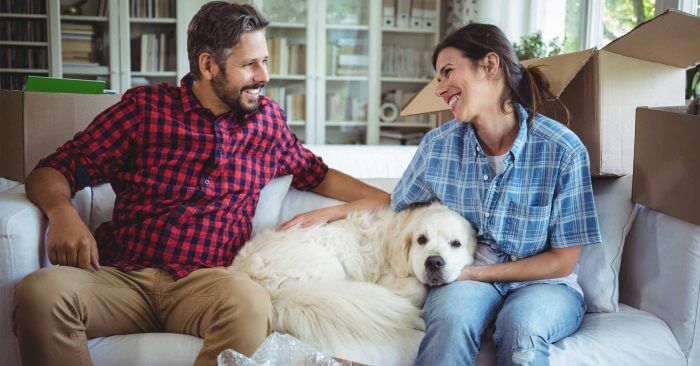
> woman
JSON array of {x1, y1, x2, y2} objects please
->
[{"x1": 391, "y1": 24, "x2": 602, "y2": 365}]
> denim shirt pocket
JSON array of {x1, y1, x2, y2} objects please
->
[{"x1": 501, "y1": 201, "x2": 551, "y2": 258}]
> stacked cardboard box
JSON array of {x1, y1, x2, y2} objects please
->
[
  {"x1": 0, "y1": 90, "x2": 120, "y2": 182},
  {"x1": 632, "y1": 105, "x2": 700, "y2": 225}
]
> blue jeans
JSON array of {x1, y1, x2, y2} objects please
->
[{"x1": 415, "y1": 281, "x2": 585, "y2": 366}]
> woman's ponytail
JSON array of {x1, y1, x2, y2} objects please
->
[{"x1": 516, "y1": 65, "x2": 570, "y2": 125}]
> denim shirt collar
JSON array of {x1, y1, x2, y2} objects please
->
[{"x1": 464, "y1": 103, "x2": 530, "y2": 161}]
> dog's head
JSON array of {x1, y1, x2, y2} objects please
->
[{"x1": 389, "y1": 203, "x2": 476, "y2": 286}]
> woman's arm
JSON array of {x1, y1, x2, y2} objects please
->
[{"x1": 458, "y1": 246, "x2": 581, "y2": 282}]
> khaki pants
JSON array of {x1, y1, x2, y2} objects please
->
[{"x1": 13, "y1": 266, "x2": 272, "y2": 366}]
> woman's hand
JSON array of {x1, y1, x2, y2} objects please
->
[
  {"x1": 457, "y1": 265, "x2": 482, "y2": 281},
  {"x1": 277, "y1": 204, "x2": 348, "y2": 231}
]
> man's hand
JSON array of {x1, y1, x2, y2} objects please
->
[
  {"x1": 47, "y1": 206, "x2": 100, "y2": 270},
  {"x1": 277, "y1": 205, "x2": 346, "y2": 231}
]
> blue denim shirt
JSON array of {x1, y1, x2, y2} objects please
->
[{"x1": 392, "y1": 104, "x2": 601, "y2": 292}]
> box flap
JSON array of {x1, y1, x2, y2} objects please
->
[
  {"x1": 399, "y1": 78, "x2": 446, "y2": 116},
  {"x1": 400, "y1": 48, "x2": 595, "y2": 116},
  {"x1": 603, "y1": 9, "x2": 700, "y2": 68},
  {"x1": 521, "y1": 48, "x2": 596, "y2": 97}
]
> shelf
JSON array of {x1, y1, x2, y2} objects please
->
[
  {"x1": 269, "y1": 22, "x2": 306, "y2": 29},
  {"x1": 326, "y1": 76, "x2": 369, "y2": 82},
  {"x1": 381, "y1": 77, "x2": 432, "y2": 83},
  {"x1": 382, "y1": 27, "x2": 437, "y2": 34},
  {"x1": 270, "y1": 74, "x2": 306, "y2": 81},
  {"x1": 132, "y1": 71, "x2": 177, "y2": 77},
  {"x1": 0, "y1": 68, "x2": 49, "y2": 73},
  {"x1": 0, "y1": 41, "x2": 48, "y2": 47},
  {"x1": 0, "y1": 12, "x2": 47, "y2": 19},
  {"x1": 63, "y1": 65, "x2": 110, "y2": 75},
  {"x1": 326, "y1": 121, "x2": 367, "y2": 127},
  {"x1": 61, "y1": 15, "x2": 108, "y2": 22},
  {"x1": 326, "y1": 24, "x2": 369, "y2": 31},
  {"x1": 130, "y1": 17, "x2": 176, "y2": 24},
  {"x1": 380, "y1": 122, "x2": 434, "y2": 128}
]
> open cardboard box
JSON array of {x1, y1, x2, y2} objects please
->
[
  {"x1": 0, "y1": 90, "x2": 121, "y2": 182},
  {"x1": 400, "y1": 10, "x2": 700, "y2": 177},
  {"x1": 632, "y1": 105, "x2": 700, "y2": 225}
]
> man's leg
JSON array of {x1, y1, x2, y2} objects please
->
[
  {"x1": 13, "y1": 266, "x2": 159, "y2": 366},
  {"x1": 416, "y1": 280, "x2": 503, "y2": 366},
  {"x1": 158, "y1": 267, "x2": 273, "y2": 366},
  {"x1": 493, "y1": 284, "x2": 586, "y2": 366}
]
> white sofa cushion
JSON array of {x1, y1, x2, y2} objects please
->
[
  {"x1": 620, "y1": 206, "x2": 700, "y2": 364},
  {"x1": 83, "y1": 305, "x2": 684, "y2": 366},
  {"x1": 578, "y1": 175, "x2": 637, "y2": 313}
]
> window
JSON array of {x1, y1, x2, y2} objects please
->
[
  {"x1": 602, "y1": 0, "x2": 656, "y2": 46},
  {"x1": 564, "y1": 0, "x2": 584, "y2": 52}
]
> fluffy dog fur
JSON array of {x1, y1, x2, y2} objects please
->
[{"x1": 230, "y1": 202, "x2": 476, "y2": 355}]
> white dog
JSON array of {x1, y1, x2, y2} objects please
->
[{"x1": 230, "y1": 202, "x2": 476, "y2": 354}]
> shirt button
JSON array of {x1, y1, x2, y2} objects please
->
[
  {"x1": 483, "y1": 174, "x2": 488, "y2": 181},
  {"x1": 484, "y1": 212, "x2": 490, "y2": 218},
  {"x1": 204, "y1": 179, "x2": 210, "y2": 185}
]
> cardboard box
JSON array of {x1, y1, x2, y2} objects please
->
[
  {"x1": 400, "y1": 10, "x2": 700, "y2": 177},
  {"x1": 632, "y1": 105, "x2": 700, "y2": 225},
  {"x1": 0, "y1": 90, "x2": 121, "y2": 182}
]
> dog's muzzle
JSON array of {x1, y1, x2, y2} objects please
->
[{"x1": 424, "y1": 255, "x2": 446, "y2": 286}]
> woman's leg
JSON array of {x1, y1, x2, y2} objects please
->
[
  {"x1": 493, "y1": 284, "x2": 586, "y2": 366},
  {"x1": 416, "y1": 280, "x2": 503, "y2": 366}
]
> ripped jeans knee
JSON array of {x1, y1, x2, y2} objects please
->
[{"x1": 493, "y1": 326, "x2": 549, "y2": 366}]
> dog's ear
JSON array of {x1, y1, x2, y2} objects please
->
[{"x1": 388, "y1": 223, "x2": 412, "y2": 278}]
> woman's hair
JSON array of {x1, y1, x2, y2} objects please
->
[
  {"x1": 187, "y1": 2, "x2": 269, "y2": 80},
  {"x1": 432, "y1": 23, "x2": 569, "y2": 124}
]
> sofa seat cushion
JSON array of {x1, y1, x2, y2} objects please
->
[
  {"x1": 86, "y1": 304, "x2": 683, "y2": 366},
  {"x1": 548, "y1": 304, "x2": 684, "y2": 365},
  {"x1": 87, "y1": 333, "x2": 202, "y2": 366}
]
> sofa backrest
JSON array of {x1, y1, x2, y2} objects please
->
[
  {"x1": 620, "y1": 206, "x2": 700, "y2": 363},
  {"x1": 83, "y1": 145, "x2": 636, "y2": 316}
]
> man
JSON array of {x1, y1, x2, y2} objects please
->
[{"x1": 13, "y1": 2, "x2": 389, "y2": 365}]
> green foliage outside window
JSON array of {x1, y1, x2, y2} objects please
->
[
  {"x1": 603, "y1": 0, "x2": 655, "y2": 45},
  {"x1": 512, "y1": 32, "x2": 564, "y2": 61}
]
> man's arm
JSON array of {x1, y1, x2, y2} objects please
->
[
  {"x1": 277, "y1": 169, "x2": 390, "y2": 230},
  {"x1": 25, "y1": 167, "x2": 100, "y2": 270}
]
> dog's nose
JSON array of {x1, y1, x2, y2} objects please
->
[{"x1": 425, "y1": 256, "x2": 445, "y2": 271}]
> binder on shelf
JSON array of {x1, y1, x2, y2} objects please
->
[
  {"x1": 396, "y1": 0, "x2": 411, "y2": 28},
  {"x1": 410, "y1": 0, "x2": 424, "y2": 28},
  {"x1": 383, "y1": 0, "x2": 396, "y2": 27},
  {"x1": 422, "y1": 0, "x2": 437, "y2": 29}
]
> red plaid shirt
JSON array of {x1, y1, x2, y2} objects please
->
[{"x1": 37, "y1": 75, "x2": 328, "y2": 279}]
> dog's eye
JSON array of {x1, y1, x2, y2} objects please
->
[
  {"x1": 450, "y1": 240, "x2": 461, "y2": 248},
  {"x1": 417, "y1": 234, "x2": 428, "y2": 245}
]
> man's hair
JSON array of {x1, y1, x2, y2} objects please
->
[{"x1": 187, "y1": 1, "x2": 269, "y2": 79}]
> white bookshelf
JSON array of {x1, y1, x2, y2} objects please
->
[
  {"x1": 294, "y1": 0, "x2": 441, "y2": 144},
  {"x1": 2, "y1": 0, "x2": 442, "y2": 146}
]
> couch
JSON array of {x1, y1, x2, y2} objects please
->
[{"x1": 1, "y1": 145, "x2": 698, "y2": 366}]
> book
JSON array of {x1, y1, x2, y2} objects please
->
[{"x1": 24, "y1": 76, "x2": 104, "y2": 94}]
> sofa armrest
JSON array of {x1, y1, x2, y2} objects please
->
[
  {"x1": 0, "y1": 186, "x2": 47, "y2": 366},
  {"x1": 619, "y1": 205, "x2": 700, "y2": 364}
]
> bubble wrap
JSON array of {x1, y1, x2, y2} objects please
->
[{"x1": 217, "y1": 333, "x2": 351, "y2": 366}]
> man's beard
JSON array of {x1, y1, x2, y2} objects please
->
[{"x1": 211, "y1": 70, "x2": 265, "y2": 115}]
